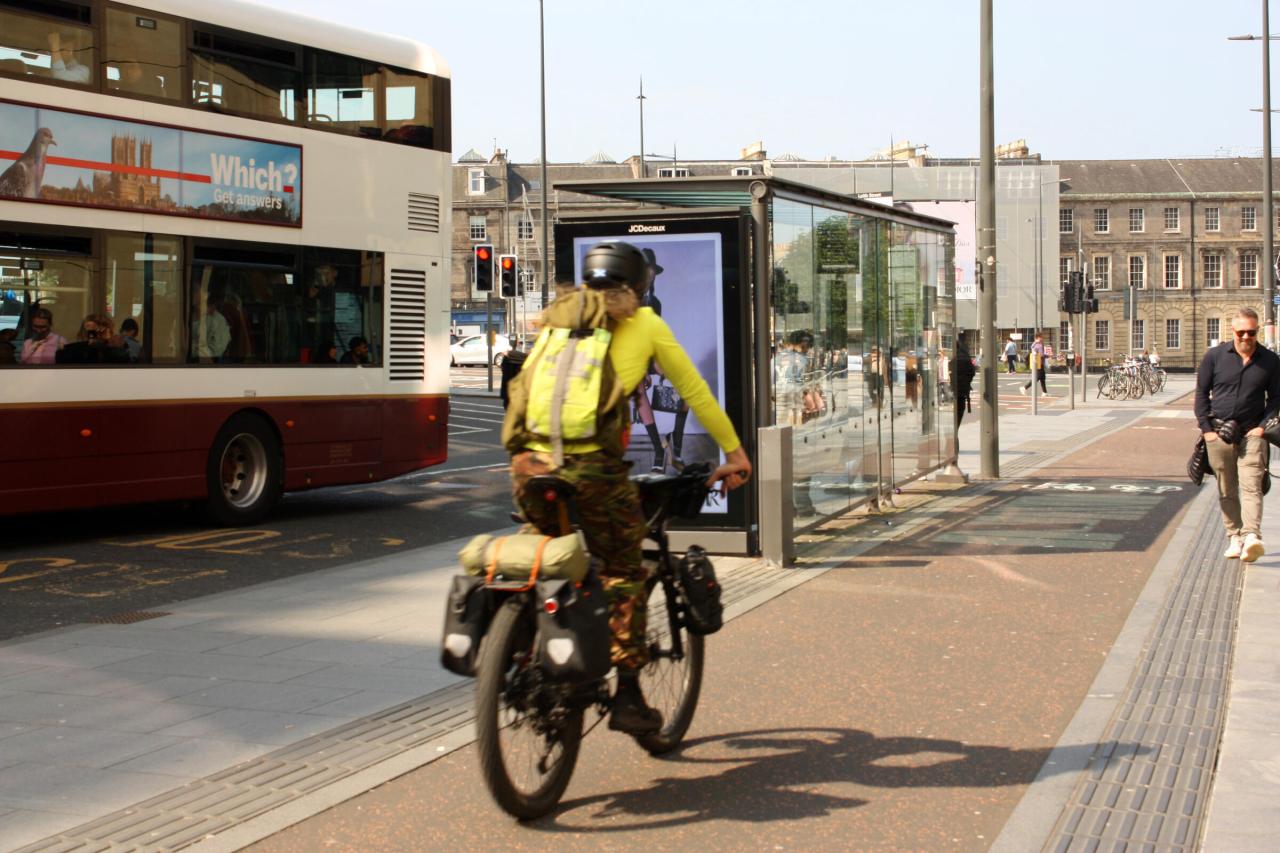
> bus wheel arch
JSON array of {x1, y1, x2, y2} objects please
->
[{"x1": 204, "y1": 410, "x2": 284, "y2": 526}]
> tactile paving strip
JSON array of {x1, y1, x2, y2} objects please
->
[
  {"x1": 1044, "y1": 499, "x2": 1242, "y2": 853},
  {"x1": 14, "y1": 559, "x2": 809, "y2": 853}
]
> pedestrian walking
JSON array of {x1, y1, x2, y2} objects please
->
[
  {"x1": 1019, "y1": 333, "x2": 1048, "y2": 396},
  {"x1": 1196, "y1": 307, "x2": 1280, "y2": 562},
  {"x1": 1003, "y1": 337, "x2": 1018, "y2": 374},
  {"x1": 953, "y1": 333, "x2": 977, "y2": 426}
]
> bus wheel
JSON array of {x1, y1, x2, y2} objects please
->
[{"x1": 205, "y1": 414, "x2": 282, "y2": 526}]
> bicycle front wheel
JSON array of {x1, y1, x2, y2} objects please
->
[
  {"x1": 476, "y1": 597, "x2": 583, "y2": 820},
  {"x1": 635, "y1": 571, "x2": 705, "y2": 755}
]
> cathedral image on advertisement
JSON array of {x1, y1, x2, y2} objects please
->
[{"x1": 92, "y1": 134, "x2": 164, "y2": 207}]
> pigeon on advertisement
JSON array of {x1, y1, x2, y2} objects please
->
[{"x1": 0, "y1": 127, "x2": 57, "y2": 199}]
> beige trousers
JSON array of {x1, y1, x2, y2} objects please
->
[{"x1": 1206, "y1": 434, "x2": 1268, "y2": 538}]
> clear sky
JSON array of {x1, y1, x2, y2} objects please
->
[{"x1": 270, "y1": 0, "x2": 1275, "y2": 164}]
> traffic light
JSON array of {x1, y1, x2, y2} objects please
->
[
  {"x1": 473, "y1": 244, "x2": 494, "y2": 293},
  {"x1": 498, "y1": 254, "x2": 518, "y2": 298},
  {"x1": 1085, "y1": 284, "x2": 1098, "y2": 313}
]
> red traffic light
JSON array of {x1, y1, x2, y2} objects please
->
[
  {"x1": 501, "y1": 256, "x2": 515, "y2": 271},
  {"x1": 475, "y1": 246, "x2": 491, "y2": 261}
]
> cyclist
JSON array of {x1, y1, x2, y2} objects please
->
[{"x1": 505, "y1": 241, "x2": 752, "y2": 734}]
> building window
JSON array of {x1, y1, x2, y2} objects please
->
[
  {"x1": 519, "y1": 267, "x2": 536, "y2": 292},
  {"x1": 1207, "y1": 317, "x2": 1221, "y2": 346},
  {"x1": 1094, "y1": 208, "x2": 1109, "y2": 233},
  {"x1": 1129, "y1": 255, "x2": 1146, "y2": 290},
  {"x1": 1092, "y1": 255, "x2": 1110, "y2": 290},
  {"x1": 516, "y1": 217, "x2": 534, "y2": 241},
  {"x1": 731, "y1": 166, "x2": 752, "y2": 176},
  {"x1": 657, "y1": 167, "x2": 690, "y2": 178},
  {"x1": 1164, "y1": 207, "x2": 1180, "y2": 231},
  {"x1": 468, "y1": 168, "x2": 485, "y2": 195},
  {"x1": 468, "y1": 215, "x2": 487, "y2": 240},
  {"x1": 1163, "y1": 254, "x2": 1181, "y2": 289},
  {"x1": 1132, "y1": 319, "x2": 1145, "y2": 351},
  {"x1": 1094, "y1": 319, "x2": 1110, "y2": 352},
  {"x1": 1129, "y1": 208, "x2": 1145, "y2": 233},
  {"x1": 1166, "y1": 318, "x2": 1181, "y2": 350},
  {"x1": 1241, "y1": 251, "x2": 1259, "y2": 288},
  {"x1": 1203, "y1": 252, "x2": 1222, "y2": 289},
  {"x1": 1060, "y1": 321, "x2": 1072, "y2": 350},
  {"x1": 1205, "y1": 207, "x2": 1220, "y2": 232},
  {"x1": 1059, "y1": 257, "x2": 1073, "y2": 286},
  {"x1": 1059, "y1": 208, "x2": 1074, "y2": 234},
  {"x1": 1243, "y1": 206, "x2": 1257, "y2": 231}
]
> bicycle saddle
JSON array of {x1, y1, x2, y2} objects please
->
[{"x1": 526, "y1": 474, "x2": 575, "y2": 502}]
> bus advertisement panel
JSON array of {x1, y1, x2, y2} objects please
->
[{"x1": 0, "y1": 99, "x2": 302, "y2": 226}]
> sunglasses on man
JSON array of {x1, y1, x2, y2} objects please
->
[{"x1": 1235, "y1": 328, "x2": 1259, "y2": 338}]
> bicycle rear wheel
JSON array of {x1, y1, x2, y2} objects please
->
[
  {"x1": 476, "y1": 597, "x2": 583, "y2": 820},
  {"x1": 635, "y1": 571, "x2": 705, "y2": 755}
]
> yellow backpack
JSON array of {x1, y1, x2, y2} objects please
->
[{"x1": 501, "y1": 289, "x2": 629, "y2": 465}]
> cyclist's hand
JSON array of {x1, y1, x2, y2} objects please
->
[
  {"x1": 707, "y1": 447, "x2": 752, "y2": 496},
  {"x1": 1204, "y1": 431, "x2": 1219, "y2": 442}
]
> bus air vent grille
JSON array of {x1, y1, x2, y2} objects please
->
[
  {"x1": 407, "y1": 193, "x2": 441, "y2": 233},
  {"x1": 389, "y1": 269, "x2": 427, "y2": 382}
]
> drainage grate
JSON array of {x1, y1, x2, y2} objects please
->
[
  {"x1": 87, "y1": 611, "x2": 172, "y2": 625},
  {"x1": 1044, "y1": 498, "x2": 1241, "y2": 852}
]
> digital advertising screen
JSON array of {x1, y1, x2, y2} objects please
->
[{"x1": 555, "y1": 213, "x2": 750, "y2": 532}]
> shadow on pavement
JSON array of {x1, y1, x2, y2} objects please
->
[{"x1": 537, "y1": 726, "x2": 1148, "y2": 832}]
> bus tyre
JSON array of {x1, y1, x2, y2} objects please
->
[{"x1": 205, "y1": 414, "x2": 282, "y2": 526}]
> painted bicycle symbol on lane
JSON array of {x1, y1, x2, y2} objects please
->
[{"x1": 1023, "y1": 481, "x2": 1182, "y2": 495}]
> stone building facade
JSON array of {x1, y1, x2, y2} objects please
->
[{"x1": 1054, "y1": 158, "x2": 1280, "y2": 370}]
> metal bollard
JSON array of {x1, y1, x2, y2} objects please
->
[{"x1": 757, "y1": 425, "x2": 795, "y2": 567}]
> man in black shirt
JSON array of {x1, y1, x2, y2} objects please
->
[{"x1": 1195, "y1": 307, "x2": 1280, "y2": 562}]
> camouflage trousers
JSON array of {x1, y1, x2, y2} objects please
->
[{"x1": 511, "y1": 450, "x2": 650, "y2": 670}]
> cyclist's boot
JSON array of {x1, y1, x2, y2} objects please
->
[{"x1": 609, "y1": 670, "x2": 663, "y2": 734}]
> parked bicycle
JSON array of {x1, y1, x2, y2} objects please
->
[
  {"x1": 473, "y1": 462, "x2": 717, "y2": 819},
  {"x1": 1096, "y1": 357, "x2": 1166, "y2": 400}
]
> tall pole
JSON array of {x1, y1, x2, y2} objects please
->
[
  {"x1": 539, "y1": 0, "x2": 549, "y2": 304},
  {"x1": 978, "y1": 0, "x2": 999, "y2": 478},
  {"x1": 637, "y1": 77, "x2": 647, "y2": 178},
  {"x1": 1265, "y1": 0, "x2": 1275, "y2": 343}
]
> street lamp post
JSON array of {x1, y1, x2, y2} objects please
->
[
  {"x1": 637, "y1": 77, "x2": 647, "y2": 179},
  {"x1": 539, "y1": 0, "x2": 549, "y2": 304},
  {"x1": 1230, "y1": 14, "x2": 1276, "y2": 343},
  {"x1": 978, "y1": 0, "x2": 998, "y2": 478}
]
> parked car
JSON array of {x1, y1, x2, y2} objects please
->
[{"x1": 450, "y1": 334, "x2": 511, "y2": 366}]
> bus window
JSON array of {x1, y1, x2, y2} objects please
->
[
  {"x1": 189, "y1": 244, "x2": 300, "y2": 365},
  {"x1": 103, "y1": 6, "x2": 183, "y2": 101},
  {"x1": 191, "y1": 29, "x2": 298, "y2": 122},
  {"x1": 382, "y1": 68, "x2": 439, "y2": 149},
  {"x1": 306, "y1": 50, "x2": 378, "y2": 138},
  {"x1": 0, "y1": 0, "x2": 95, "y2": 86},
  {"x1": 103, "y1": 234, "x2": 183, "y2": 363},
  {"x1": 304, "y1": 248, "x2": 382, "y2": 366}
]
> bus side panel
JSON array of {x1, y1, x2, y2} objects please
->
[{"x1": 380, "y1": 396, "x2": 448, "y2": 478}]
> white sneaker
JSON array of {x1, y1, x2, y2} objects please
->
[
  {"x1": 1241, "y1": 533, "x2": 1265, "y2": 563},
  {"x1": 1224, "y1": 535, "x2": 1243, "y2": 559},
  {"x1": 1019, "y1": 386, "x2": 1027, "y2": 396}
]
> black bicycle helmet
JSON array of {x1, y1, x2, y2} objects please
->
[{"x1": 581, "y1": 241, "x2": 647, "y2": 290}]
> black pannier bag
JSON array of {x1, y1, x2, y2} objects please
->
[
  {"x1": 678, "y1": 546, "x2": 723, "y2": 635},
  {"x1": 440, "y1": 575, "x2": 491, "y2": 677},
  {"x1": 535, "y1": 572, "x2": 611, "y2": 683}
]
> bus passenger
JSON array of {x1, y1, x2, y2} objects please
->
[
  {"x1": 340, "y1": 336, "x2": 371, "y2": 365},
  {"x1": 21, "y1": 308, "x2": 65, "y2": 364},
  {"x1": 192, "y1": 296, "x2": 231, "y2": 362},
  {"x1": 314, "y1": 343, "x2": 339, "y2": 364},
  {"x1": 57, "y1": 314, "x2": 130, "y2": 364},
  {"x1": 46, "y1": 31, "x2": 90, "y2": 84},
  {"x1": 119, "y1": 318, "x2": 143, "y2": 362},
  {"x1": 0, "y1": 329, "x2": 16, "y2": 364}
]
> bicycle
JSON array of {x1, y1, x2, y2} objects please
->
[{"x1": 474, "y1": 462, "x2": 713, "y2": 819}]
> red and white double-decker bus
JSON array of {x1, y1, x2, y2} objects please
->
[{"x1": 0, "y1": 0, "x2": 451, "y2": 522}]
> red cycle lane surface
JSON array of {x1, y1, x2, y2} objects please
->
[{"x1": 248, "y1": 418, "x2": 1198, "y2": 852}]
